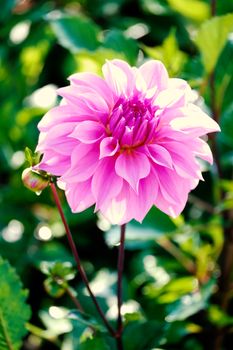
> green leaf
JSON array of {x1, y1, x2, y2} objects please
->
[
  {"x1": 165, "y1": 278, "x2": 216, "y2": 322},
  {"x1": 0, "y1": 257, "x2": 31, "y2": 350},
  {"x1": 79, "y1": 336, "x2": 110, "y2": 350},
  {"x1": 24, "y1": 147, "x2": 33, "y2": 167},
  {"x1": 167, "y1": 0, "x2": 210, "y2": 22},
  {"x1": 124, "y1": 320, "x2": 162, "y2": 350},
  {"x1": 103, "y1": 30, "x2": 138, "y2": 65},
  {"x1": 208, "y1": 305, "x2": 233, "y2": 327},
  {"x1": 105, "y1": 207, "x2": 176, "y2": 249},
  {"x1": 143, "y1": 29, "x2": 187, "y2": 76},
  {"x1": 69, "y1": 310, "x2": 106, "y2": 333},
  {"x1": 48, "y1": 14, "x2": 101, "y2": 53},
  {"x1": 220, "y1": 102, "x2": 233, "y2": 147},
  {"x1": 0, "y1": 0, "x2": 16, "y2": 22},
  {"x1": 195, "y1": 13, "x2": 233, "y2": 73}
]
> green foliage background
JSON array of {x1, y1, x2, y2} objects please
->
[{"x1": 1, "y1": 0, "x2": 233, "y2": 349}]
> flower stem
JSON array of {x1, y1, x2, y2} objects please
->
[
  {"x1": 65, "y1": 286, "x2": 85, "y2": 313},
  {"x1": 50, "y1": 182, "x2": 115, "y2": 337},
  {"x1": 116, "y1": 224, "x2": 126, "y2": 350}
]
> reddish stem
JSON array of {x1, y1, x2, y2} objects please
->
[
  {"x1": 116, "y1": 224, "x2": 126, "y2": 350},
  {"x1": 50, "y1": 182, "x2": 115, "y2": 337}
]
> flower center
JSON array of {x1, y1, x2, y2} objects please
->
[{"x1": 108, "y1": 96, "x2": 157, "y2": 148}]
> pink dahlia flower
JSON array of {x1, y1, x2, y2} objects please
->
[{"x1": 36, "y1": 59, "x2": 219, "y2": 224}]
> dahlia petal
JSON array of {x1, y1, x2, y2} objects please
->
[
  {"x1": 57, "y1": 88, "x2": 109, "y2": 115},
  {"x1": 92, "y1": 157, "x2": 123, "y2": 208},
  {"x1": 135, "y1": 70, "x2": 147, "y2": 92},
  {"x1": 99, "y1": 137, "x2": 120, "y2": 158},
  {"x1": 101, "y1": 196, "x2": 127, "y2": 225},
  {"x1": 70, "y1": 121, "x2": 105, "y2": 144},
  {"x1": 62, "y1": 144, "x2": 99, "y2": 183},
  {"x1": 147, "y1": 144, "x2": 173, "y2": 169},
  {"x1": 68, "y1": 72, "x2": 114, "y2": 107},
  {"x1": 154, "y1": 188, "x2": 188, "y2": 218},
  {"x1": 192, "y1": 138, "x2": 213, "y2": 164},
  {"x1": 139, "y1": 60, "x2": 169, "y2": 90},
  {"x1": 37, "y1": 152, "x2": 70, "y2": 176},
  {"x1": 161, "y1": 141, "x2": 203, "y2": 179},
  {"x1": 102, "y1": 60, "x2": 128, "y2": 96},
  {"x1": 115, "y1": 151, "x2": 150, "y2": 192},
  {"x1": 171, "y1": 104, "x2": 220, "y2": 135},
  {"x1": 108, "y1": 59, "x2": 135, "y2": 95},
  {"x1": 65, "y1": 179, "x2": 95, "y2": 213},
  {"x1": 38, "y1": 105, "x2": 102, "y2": 132},
  {"x1": 37, "y1": 123, "x2": 77, "y2": 155},
  {"x1": 121, "y1": 126, "x2": 134, "y2": 146},
  {"x1": 100, "y1": 170, "x2": 158, "y2": 225},
  {"x1": 154, "y1": 166, "x2": 183, "y2": 204},
  {"x1": 157, "y1": 107, "x2": 185, "y2": 126},
  {"x1": 155, "y1": 89, "x2": 185, "y2": 109}
]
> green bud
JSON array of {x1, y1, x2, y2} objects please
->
[{"x1": 22, "y1": 168, "x2": 49, "y2": 193}]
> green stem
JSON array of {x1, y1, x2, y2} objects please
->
[{"x1": 50, "y1": 182, "x2": 115, "y2": 337}]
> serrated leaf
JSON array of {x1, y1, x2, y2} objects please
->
[
  {"x1": 48, "y1": 14, "x2": 100, "y2": 53},
  {"x1": 0, "y1": 257, "x2": 31, "y2": 350},
  {"x1": 195, "y1": 13, "x2": 233, "y2": 73}
]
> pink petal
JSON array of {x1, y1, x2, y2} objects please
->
[
  {"x1": 102, "y1": 60, "x2": 128, "y2": 96},
  {"x1": 108, "y1": 59, "x2": 135, "y2": 95},
  {"x1": 101, "y1": 171, "x2": 158, "y2": 224},
  {"x1": 70, "y1": 121, "x2": 105, "y2": 144},
  {"x1": 99, "y1": 137, "x2": 120, "y2": 158},
  {"x1": 62, "y1": 144, "x2": 99, "y2": 183},
  {"x1": 139, "y1": 60, "x2": 169, "y2": 90},
  {"x1": 170, "y1": 104, "x2": 220, "y2": 136},
  {"x1": 68, "y1": 72, "x2": 114, "y2": 107},
  {"x1": 192, "y1": 138, "x2": 213, "y2": 164},
  {"x1": 37, "y1": 152, "x2": 70, "y2": 176},
  {"x1": 154, "y1": 188, "x2": 187, "y2": 218},
  {"x1": 154, "y1": 166, "x2": 182, "y2": 204},
  {"x1": 146, "y1": 144, "x2": 173, "y2": 168},
  {"x1": 37, "y1": 123, "x2": 77, "y2": 155},
  {"x1": 65, "y1": 179, "x2": 95, "y2": 213},
  {"x1": 92, "y1": 157, "x2": 123, "y2": 208},
  {"x1": 115, "y1": 151, "x2": 150, "y2": 192},
  {"x1": 38, "y1": 105, "x2": 102, "y2": 132},
  {"x1": 161, "y1": 141, "x2": 203, "y2": 179},
  {"x1": 57, "y1": 88, "x2": 109, "y2": 116},
  {"x1": 154, "y1": 89, "x2": 185, "y2": 110}
]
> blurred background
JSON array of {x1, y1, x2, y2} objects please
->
[{"x1": 1, "y1": 0, "x2": 233, "y2": 349}]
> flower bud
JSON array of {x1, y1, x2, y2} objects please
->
[{"x1": 22, "y1": 168, "x2": 49, "y2": 194}]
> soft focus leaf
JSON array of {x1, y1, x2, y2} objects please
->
[
  {"x1": 167, "y1": 0, "x2": 210, "y2": 22},
  {"x1": 48, "y1": 14, "x2": 101, "y2": 53},
  {"x1": 103, "y1": 30, "x2": 138, "y2": 64},
  {"x1": 220, "y1": 102, "x2": 233, "y2": 147},
  {"x1": 143, "y1": 29, "x2": 187, "y2": 76},
  {"x1": 0, "y1": 0, "x2": 16, "y2": 21},
  {"x1": 195, "y1": 13, "x2": 233, "y2": 73},
  {"x1": 165, "y1": 278, "x2": 216, "y2": 321},
  {"x1": 79, "y1": 336, "x2": 110, "y2": 350},
  {"x1": 0, "y1": 257, "x2": 31, "y2": 350}
]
